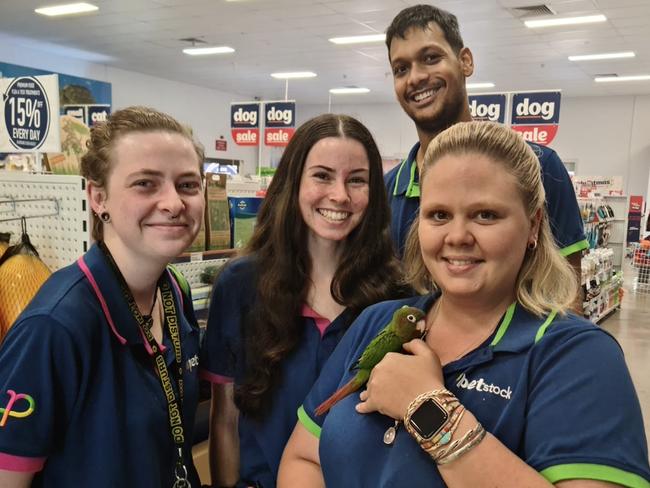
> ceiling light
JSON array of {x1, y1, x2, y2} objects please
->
[
  {"x1": 595, "y1": 74, "x2": 650, "y2": 83},
  {"x1": 524, "y1": 14, "x2": 606, "y2": 28},
  {"x1": 466, "y1": 82, "x2": 495, "y2": 89},
  {"x1": 182, "y1": 46, "x2": 235, "y2": 56},
  {"x1": 329, "y1": 87, "x2": 370, "y2": 94},
  {"x1": 271, "y1": 72, "x2": 317, "y2": 79},
  {"x1": 569, "y1": 51, "x2": 635, "y2": 61},
  {"x1": 329, "y1": 34, "x2": 386, "y2": 45},
  {"x1": 34, "y1": 2, "x2": 98, "y2": 16}
]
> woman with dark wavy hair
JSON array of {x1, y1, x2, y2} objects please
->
[{"x1": 200, "y1": 113, "x2": 408, "y2": 487}]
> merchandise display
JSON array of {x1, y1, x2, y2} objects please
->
[
  {"x1": 578, "y1": 196, "x2": 626, "y2": 323},
  {"x1": 0, "y1": 219, "x2": 51, "y2": 339},
  {"x1": 631, "y1": 240, "x2": 650, "y2": 293}
]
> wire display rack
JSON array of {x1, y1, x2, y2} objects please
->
[{"x1": 630, "y1": 242, "x2": 650, "y2": 294}]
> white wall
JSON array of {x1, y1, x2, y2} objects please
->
[
  {"x1": 0, "y1": 35, "x2": 259, "y2": 175},
  {"x1": 299, "y1": 95, "x2": 650, "y2": 199},
  {"x1": 2, "y1": 35, "x2": 647, "y2": 196}
]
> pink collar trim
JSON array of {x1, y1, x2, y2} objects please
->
[
  {"x1": 301, "y1": 304, "x2": 331, "y2": 338},
  {"x1": 77, "y1": 256, "x2": 127, "y2": 345}
]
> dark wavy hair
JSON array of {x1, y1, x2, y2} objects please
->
[
  {"x1": 386, "y1": 4, "x2": 464, "y2": 55},
  {"x1": 235, "y1": 113, "x2": 407, "y2": 418}
]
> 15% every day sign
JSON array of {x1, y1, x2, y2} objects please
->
[{"x1": 1, "y1": 74, "x2": 60, "y2": 153}]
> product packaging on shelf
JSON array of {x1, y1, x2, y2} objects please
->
[
  {"x1": 228, "y1": 197, "x2": 264, "y2": 249},
  {"x1": 205, "y1": 173, "x2": 231, "y2": 250}
]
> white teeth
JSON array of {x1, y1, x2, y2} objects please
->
[
  {"x1": 414, "y1": 89, "x2": 435, "y2": 102},
  {"x1": 447, "y1": 259, "x2": 475, "y2": 266},
  {"x1": 319, "y1": 209, "x2": 349, "y2": 222}
]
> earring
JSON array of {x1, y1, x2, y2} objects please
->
[
  {"x1": 99, "y1": 211, "x2": 111, "y2": 223},
  {"x1": 527, "y1": 239, "x2": 537, "y2": 251}
]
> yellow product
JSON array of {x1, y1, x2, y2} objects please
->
[{"x1": 0, "y1": 228, "x2": 51, "y2": 340}]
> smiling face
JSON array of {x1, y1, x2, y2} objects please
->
[
  {"x1": 89, "y1": 130, "x2": 204, "y2": 266},
  {"x1": 298, "y1": 136, "x2": 370, "y2": 249},
  {"x1": 418, "y1": 152, "x2": 539, "y2": 306},
  {"x1": 389, "y1": 24, "x2": 473, "y2": 134}
]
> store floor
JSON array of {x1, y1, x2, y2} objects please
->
[{"x1": 191, "y1": 282, "x2": 650, "y2": 485}]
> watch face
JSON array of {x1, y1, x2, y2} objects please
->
[{"x1": 409, "y1": 398, "x2": 449, "y2": 440}]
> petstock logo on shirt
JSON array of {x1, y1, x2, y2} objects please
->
[
  {"x1": 510, "y1": 91, "x2": 561, "y2": 146},
  {"x1": 468, "y1": 94, "x2": 506, "y2": 123},
  {"x1": 230, "y1": 102, "x2": 260, "y2": 146},
  {"x1": 264, "y1": 101, "x2": 295, "y2": 147}
]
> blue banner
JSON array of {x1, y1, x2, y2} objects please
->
[
  {"x1": 468, "y1": 94, "x2": 506, "y2": 123},
  {"x1": 511, "y1": 91, "x2": 561, "y2": 125}
]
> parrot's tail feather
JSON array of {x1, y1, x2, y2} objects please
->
[{"x1": 314, "y1": 377, "x2": 361, "y2": 416}]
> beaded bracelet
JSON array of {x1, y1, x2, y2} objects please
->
[{"x1": 436, "y1": 423, "x2": 487, "y2": 465}]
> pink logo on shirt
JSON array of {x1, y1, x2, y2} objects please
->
[{"x1": 0, "y1": 390, "x2": 35, "y2": 427}]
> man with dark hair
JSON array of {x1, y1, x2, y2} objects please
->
[{"x1": 384, "y1": 5, "x2": 587, "y2": 302}]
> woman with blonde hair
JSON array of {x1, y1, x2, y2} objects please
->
[{"x1": 279, "y1": 121, "x2": 649, "y2": 488}]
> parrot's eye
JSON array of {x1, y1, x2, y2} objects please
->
[{"x1": 407, "y1": 314, "x2": 416, "y2": 322}]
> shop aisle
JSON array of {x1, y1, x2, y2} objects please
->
[{"x1": 601, "y1": 285, "x2": 650, "y2": 448}]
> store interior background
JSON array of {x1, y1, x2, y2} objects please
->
[
  {"x1": 1, "y1": 0, "x2": 649, "y2": 198},
  {"x1": 1, "y1": 0, "x2": 649, "y2": 477}
]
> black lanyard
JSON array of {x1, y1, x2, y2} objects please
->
[{"x1": 98, "y1": 242, "x2": 190, "y2": 487}]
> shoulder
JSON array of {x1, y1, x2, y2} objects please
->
[
  {"x1": 527, "y1": 142, "x2": 565, "y2": 172},
  {"x1": 215, "y1": 254, "x2": 258, "y2": 286},
  {"x1": 17, "y1": 262, "x2": 97, "y2": 332},
  {"x1": 533, "y1": 312, "x2": 623, "y2": 361}
]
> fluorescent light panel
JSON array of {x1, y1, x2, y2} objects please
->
[
  {"x1": 35, "y1": 2, "x2": 98, "y2": 16},
  {"x1": 329, "y1": 34, "x2": 386, "y2": 45},
  {"x1": 183, "y1": 46, "x2": 235, "y2": 55},
  {"x1": 329, "y1": 87, "x2": 370, "y2": 94},
  {"x1": 525, "y1": 14, "x2": 606, "y2": 28},
  {"x1": 569, "y1": 51, "x2": 635, "y2": 61},
  {"x1": 595, "y1": 75, "x2": 650, "y2": 83},
  {"x1": 466, "y1": 82, "x2": 495, "y2": 89},
  {"x1": 271, "y1": 72, "x2": 317, "y2": 79}
]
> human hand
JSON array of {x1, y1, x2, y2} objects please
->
[{"x1": 355, "y1": 339, "x2": 444, "y2": 420}]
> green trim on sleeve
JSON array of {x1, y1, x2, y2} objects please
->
[
  {"x1": 490, "y1": 303, "x2": 516, "y2": 346},
  {"x1": 534, "y1": 310, "x2": 558, "y2": 343},
  {"x1": 540, "y1": 463, "x2": 650, "y2": 488},
  {"x1": 297, "y1": 406, "x2": 322, "y2": 439},
  {"x1": 559, "y1": 239, "x2": 589, "y2": 257}
]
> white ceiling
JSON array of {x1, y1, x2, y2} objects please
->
[{"x1": 1, "y1": 0, "x2": 650, "y2": 104}]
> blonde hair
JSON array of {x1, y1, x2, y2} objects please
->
[
  {"x1": 80, "y1": 106, "x2": 204, "y2": 241},
  {"x1": 404, "y1": 121, "x2": 577, "y2": 316}
]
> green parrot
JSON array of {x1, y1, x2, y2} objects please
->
[{"x1": 314, "y1": 305, "x2": 426, "y2": 416}]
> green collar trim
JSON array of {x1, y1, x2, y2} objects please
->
[
  {"x1": 534, "y1": 310, "x2": 558, "y2": 343},
  {"x1": 489, "y1": 302, "x2": 517, "y2": 347},
  {"x1": 392, "y1": 158, "x2": 420, "y2": 198}
]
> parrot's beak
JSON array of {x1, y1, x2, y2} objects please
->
[{"x1": 416, "y1": 319, "x2": 427, "y2": 336}]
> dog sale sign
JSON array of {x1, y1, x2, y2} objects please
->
[{"x1": 510, "y1": 91, "x2": 561, "y2": 145}]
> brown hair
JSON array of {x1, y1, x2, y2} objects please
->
[
  {"x1": 235, "y1": 113, "x2": 408, "y2": 417},
  {"x1": 403, "y1": 121, "x2": 577, "y2": 316},
  {"x1": 81, "y1": 106, "x2": 204, "y2": 240},
  {"x1": 386, "y1": 4, "x2": 464, "y2": 55}
]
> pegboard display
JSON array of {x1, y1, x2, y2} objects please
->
[
  {"x1": 173, "y1": 257, "x2": 229, "y2": 289},
  {"x1": 0, "y1": 172, "x2": 90, "y2": 271}
]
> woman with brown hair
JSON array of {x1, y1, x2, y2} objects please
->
[
  {"x1": 200, "y1": 113, "x2": 408, "y2": 488},
  {"x1": 0, "y1": 106, "x2": 205, "y2": 487}
]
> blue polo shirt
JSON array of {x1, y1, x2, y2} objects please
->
[
  {"x1": 385, "y1": 141, "x2": 589, "y2": 257},
  {"x1": 300, "y1": 295, "x2": 650, "y2": 488},
  {"x1": 200, "y1": 256, "x2": 355, "y2": 488},
  {"x1": 0, "y1": 244, "x2": 201, "y2": 487}
]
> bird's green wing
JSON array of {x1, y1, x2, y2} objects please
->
[{"x1": 355, "y1": 327, "x2": 404, "y2": 371}]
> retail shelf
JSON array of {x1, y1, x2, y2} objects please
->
[{"x1": 594, "y1": 304, "x2": 620, "y2": 324}]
